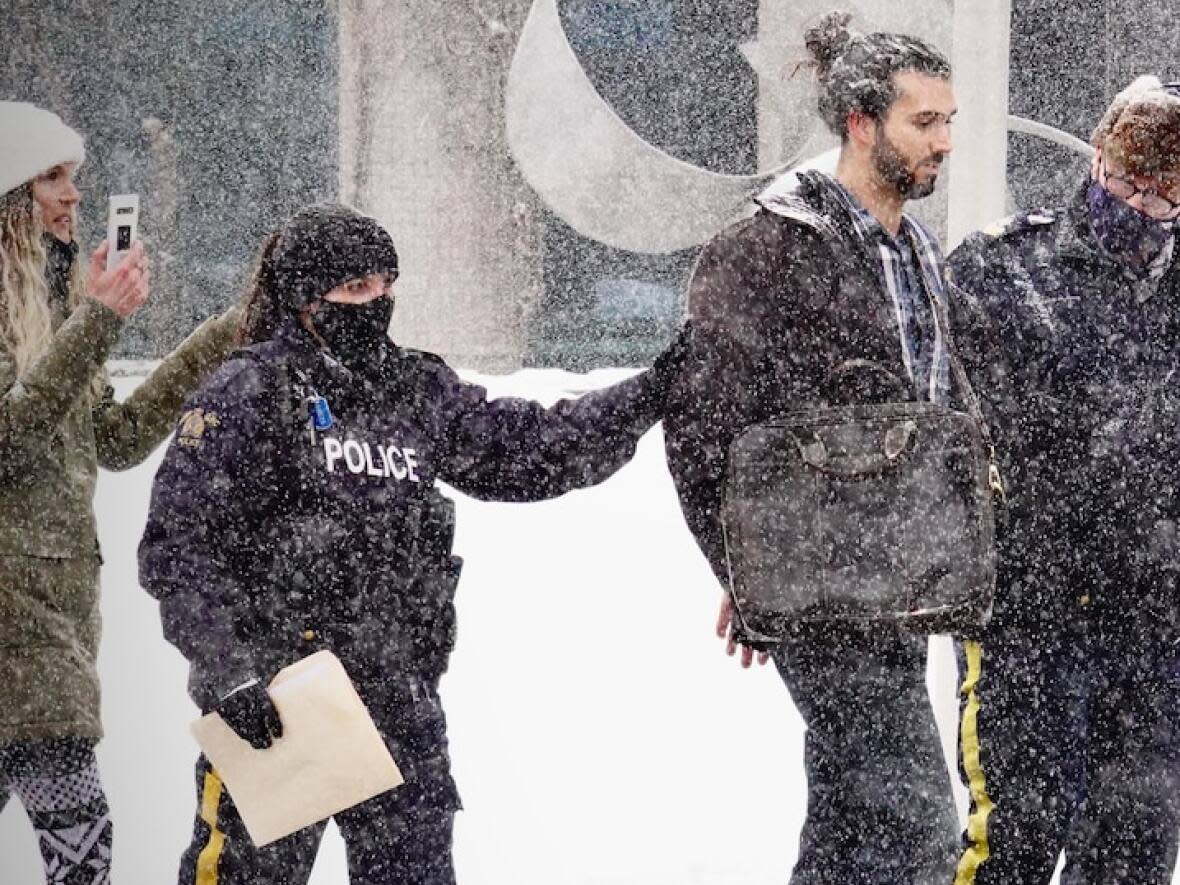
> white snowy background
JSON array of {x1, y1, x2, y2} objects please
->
[{"x1": 1, "y1": 369, "x2": 1094, "y2": 884}]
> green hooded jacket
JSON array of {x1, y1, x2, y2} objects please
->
[{"x1": 0, "y1": 290, "x2": 240, "y2": 744}]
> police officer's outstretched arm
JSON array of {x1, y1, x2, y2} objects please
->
[
  {"x1": 431, "y1": 325, "x2": 690, "y2": 502},
  {"x1": 137, "y1": 356, "x2": 283, "y2": 746}
]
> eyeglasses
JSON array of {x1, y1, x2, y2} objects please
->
[{"x1": 1100, "y1": 157, "x2": 1180, "y2": 221}]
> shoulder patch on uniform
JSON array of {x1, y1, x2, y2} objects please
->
[
  {"x1": 982, "y1": 209, "x2": 1057, "y2": 238},
  {"x1": 981, "y1": 216, "x2": 1013, "y2": 237},
  {"x1": 177, "y1": 407, "x2": 221, "y2": 448}
]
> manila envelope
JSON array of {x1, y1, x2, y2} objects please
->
[{"x1": 190, "y1": 650, "x2": 404, "y2": 847}]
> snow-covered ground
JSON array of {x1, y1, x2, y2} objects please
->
[{"x1": 0, "y1": 369, "x2": 1086, "y2": 884}]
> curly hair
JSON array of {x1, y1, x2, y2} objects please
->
[
  {"x1": 803, "y1": 11, "x2": 951, "y2": 140},
  {"x1": 1092, "y1": 76, "x2": 1180, "y2": 183}
]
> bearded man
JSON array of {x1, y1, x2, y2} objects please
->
[{"x1": 663, "y1": 11, "x2": 962, "y2": 885}]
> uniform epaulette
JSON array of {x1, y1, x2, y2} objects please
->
[
  {"x1": 400, "y1": 347, "x2": 448, "y2": 367},
  {"x1": 980, "y1": 209, "x2": 1059, "y2": 239}
]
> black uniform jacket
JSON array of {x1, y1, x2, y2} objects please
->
[
  {"x1": 949, "y1": 184, "x2": 1180, "y2": 637},
  {"x1": 138, "y1": 320, "x2": 665, "y2": 792}
]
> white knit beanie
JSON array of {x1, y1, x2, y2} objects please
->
[{"x1": 0, "y1": 101, "x2": 86, "y2": 197}]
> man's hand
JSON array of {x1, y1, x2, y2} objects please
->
[
  {"x1": 215, "y1": 680, "x2": 283, "y2": 749},
  {"x1": 716, "y1": 594, "x2": 770, "y2": 668},
  {"x1": 86, "y1": 240, "x2": 150, "y2": 318}
]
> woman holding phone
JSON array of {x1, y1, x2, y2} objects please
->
[{"x1": 0, "y1": 101, "x2": 240, "y2": 883}]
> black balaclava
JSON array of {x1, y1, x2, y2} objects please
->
[
  {"x1": 268, "y1": 204, "x2": 400, "y2": 367},
  {"x1": 1086, "y1": 181, "x2": 1175, "y2": 277},
  {"x1": 312, "y1": 296, "x2": 395, "y2": 366}
]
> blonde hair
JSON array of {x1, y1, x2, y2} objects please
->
[{"x1": 0, "y1": 183, "x2": 85, "y2": 374}]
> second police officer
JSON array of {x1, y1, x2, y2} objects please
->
[{"x1": 949, "y1": 77, "x2": 1180, "y2": 884}]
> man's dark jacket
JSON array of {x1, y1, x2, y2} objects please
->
[
  {"x1": 948, "y1": 184, "x2": 1180, "y2": 637},
  {"x1": 138, "y1": 320, "x2": 666, "y2": 799},
  {"x1": 665, "y1": 172, "x2": 961, "y2": 613}
]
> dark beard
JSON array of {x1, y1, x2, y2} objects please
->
[{"x1": 871, "y1": 132, "x2": 941, "y2": 200}]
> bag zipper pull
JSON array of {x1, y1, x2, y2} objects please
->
[{"x1": 988, "y1": 446, "x2": 1006, "y2": 504}]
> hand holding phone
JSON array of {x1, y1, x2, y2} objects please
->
[
  {"x1": 105, "y1": 194, "x2": 140, "y2": 270},
  {"x1": 86, "y1": 240, "x2": 150, "y2": 318}
]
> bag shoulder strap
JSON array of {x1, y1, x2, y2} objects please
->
[
  {"x1": 926, "y1": 285, "x2": 988, "y2": 438},
  {"x1": 925, "y1": 285, "x2": 1007, "y2": 500}
]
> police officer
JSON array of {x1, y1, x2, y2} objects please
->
[
  {"x1": 138, "y1": 204, "x2": 682, "y2": 885},
  {"x1": 949, "y1": 77, "x2": 1180, "y2": 884}
]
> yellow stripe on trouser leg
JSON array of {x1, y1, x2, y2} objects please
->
[
  {"x1": 196, "y1": 769, "x2": 227, "y2": 885},
  {"x1": 955, "y1": 640, "x2": 995, "y2": 885}
]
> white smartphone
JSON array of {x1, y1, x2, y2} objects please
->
[{"x1": 105, "y1": 194, "x2": 140, "y2": 270}]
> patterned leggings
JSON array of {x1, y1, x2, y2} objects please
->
[{"x1": 0, "y1": 737, "x2": 112, "y2": 885}]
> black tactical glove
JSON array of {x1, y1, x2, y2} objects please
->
[{"x1": 216, "y1": 680, "x2": 283, "y2": 749}]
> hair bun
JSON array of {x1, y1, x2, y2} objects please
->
[{"x1": 804, "y1": 11, "x2": 855, "y2": 79}]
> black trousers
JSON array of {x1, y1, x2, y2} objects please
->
[
  {"x1": 772, "y1": 621, "x2": 959, "y2": 885},
  {"x1": 177, "y1": 753, "x2": 456, "y2": 885},
  {"x1": 954, "y1": 619, "x2": 1180, "y2": 884},
  {"x1": 177, "y1": 675, "x2": 459, "y2": 885}
]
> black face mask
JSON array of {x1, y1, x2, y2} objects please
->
[
  {"x1": 310, "y1": 297, "x2": 394, "y2": 366},
  {"x1": 1086, "y1": 181, "x2": 1176, "y2": 277}
]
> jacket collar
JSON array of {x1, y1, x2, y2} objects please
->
[
  {"x1": 785, "y1": 171, "x2": 946, "y2": 303},
  {"x1": 798, "y1": 172, "x2": 886, "y2": 241},
  {"x1": 273, "y1": 317, "x2": 357, "y2": 396},
  {"x1": 756, "y1": 171, "x2": 887, "y2": 290},
  {"x1": 271, "y1": 316, "x2": 414, "y2": 403}
]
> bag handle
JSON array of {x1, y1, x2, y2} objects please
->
[
  {"x1": 922, "y1": 272, "x2": 1007, "y2": 503},
  {"x1": 795, "y1": 419, "x2": 918, "y2": 476}
]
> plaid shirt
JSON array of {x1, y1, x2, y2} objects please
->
[{"x1": 819, "y1": 174, "x2": 952, "y2": 404}]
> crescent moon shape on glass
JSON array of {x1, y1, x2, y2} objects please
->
[{"x1": 505, "y1": 0, "x2": 793, "y2": 254}]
